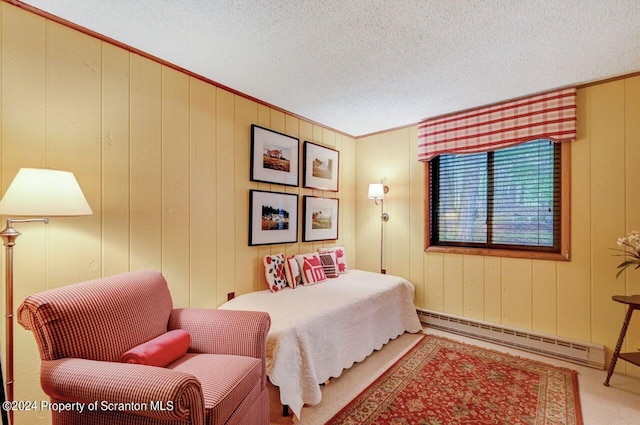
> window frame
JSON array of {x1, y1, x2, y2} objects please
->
[{"x1": 424, "y1": 141, "x2": 571, "y2": 261}]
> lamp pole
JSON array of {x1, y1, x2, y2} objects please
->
[
  {"x1": 368, "y1": 181, "x2": 390, "y2": 275},
  {"x1": 1, "y1": 218, "x2": 48, "y2": 425},
  {"x1": 379, "y1": 200, "x2": 389, "y2": 274},
  {"x1": 1, "y1": 220, "x2": 18, "y2": 425},
  {"x1": 378, "y1": 183, "x2": 390, "y2": 274}
]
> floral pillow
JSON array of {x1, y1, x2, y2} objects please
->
[
  {"x1": 284, "y1": 255, "x2": 301, "y2": 289},
  {"x1": 263, "y1": 253, "x2": 287, "y2": 292},
  {"x1": 318, "y1": 246, "x2": 348, "y2": 273},
  {"x1": 295, "y1": 253, "x2": 327, "y2": 285}
]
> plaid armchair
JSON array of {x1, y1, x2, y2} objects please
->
[{"x1": 18, "y1": 270, "x2": 270, "y2": 425}]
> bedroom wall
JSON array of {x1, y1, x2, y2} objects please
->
[
  {"x1": 355, "y1": 75, "x2": 640, "y2": 377},
  {"x1": 0, "y1": 3, "x2": 356, "y2": 423},
  {"x1": 2, "y1": 3, "x2": 639, "y2": 423}
]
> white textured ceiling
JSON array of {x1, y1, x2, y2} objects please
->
[{"x1": 19, "y1": 0, "x2": 640, "y2": 136}]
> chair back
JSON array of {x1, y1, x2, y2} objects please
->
[{"x1": 18, "y1": 270, "x2": 173, "y2": 362}]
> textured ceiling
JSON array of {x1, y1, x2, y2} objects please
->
[{"x1": 18, "y1": 0, "x2": 640, "y2": 137}]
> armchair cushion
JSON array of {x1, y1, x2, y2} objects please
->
[
  {"x1": 168, "y1": 353, "x2": 262, "y2": 425},
  {"x1": 169, "y1": 308, "x2": 270, "y2": 387},
  {"x1": 120, "y1": 329, "x2": 191, "y2": 366}
]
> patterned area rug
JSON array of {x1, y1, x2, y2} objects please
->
[{"x1": 327, "y1": 334, "x2": 583, "y2": 425}]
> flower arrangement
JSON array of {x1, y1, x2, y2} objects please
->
[{"x1": 615, "y1": 230, "x2": 640, "y2": 278}]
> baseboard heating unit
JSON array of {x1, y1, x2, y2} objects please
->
[{"x1": 417, "y1": 308, "x2": 605, "y2": 369}]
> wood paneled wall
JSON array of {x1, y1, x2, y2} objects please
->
[
  {"x1": 355, "y1": 75, "x2": 640, "y2": 377},
  {"x1": 3, "y1": 2, "x2": 640, "y2": 424},
  {"x1": 0, "y1": 4, "x2": 355, "y2": 423}
]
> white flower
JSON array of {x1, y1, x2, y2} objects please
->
[{"x1": 614, "y1": 230, "x2": 640, "y2": 278}]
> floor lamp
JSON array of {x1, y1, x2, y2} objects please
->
[
  {"x1": 0, "y1": 168, "x2": 92, "y2": 425},
  {"x1": 368, "y1": 182, "x2": 389, "y2": 274}
]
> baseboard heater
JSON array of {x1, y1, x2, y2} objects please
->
[{"x1": 417, "y1": 308, "x2": 605, "y2": 369}]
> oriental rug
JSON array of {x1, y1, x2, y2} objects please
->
[{"x1": 327, "y1": 334, "x2": 583, "y2": 425}]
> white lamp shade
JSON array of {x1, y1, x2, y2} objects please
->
[
  {"x1": 0, "y1": 168, "x2": 93, "y2": 217},
  {"x1": 367, "y1": 183, "x2": 385, "y2": 200}
]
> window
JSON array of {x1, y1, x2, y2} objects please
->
[{"x1": 427, "y1": 139, "x2": 570, "y2": 260}]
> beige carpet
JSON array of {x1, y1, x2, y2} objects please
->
[{"x1": 268, "y1": 328, "x2": 640, "y2": 425}]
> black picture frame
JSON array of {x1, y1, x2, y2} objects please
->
[
  {"x1": 249, "y1": 189, "x2": 299, "y2": 246},
  {"x1": 303, "y1": 141, "x2": 339, "y2": 191},
  {"x1": 250, "y1": 124, "x2": 300, "y2": 186},
  {"x1": 302, "y1": 196, "x2": 339, "y2": 242}
]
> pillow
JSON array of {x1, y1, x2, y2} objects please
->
[
  {"x1": 119, "y1": 329, "x2": 190, "y2": 367},
  {"x1": 318, "y1": 246, "x2": 348, "y2": 273},
  {"x1": 318, "y1": 251, "x2": 339, "y2": 278},
  {"x1": 264, "y1": 253, "x2": 287, "y2": 292},
  {"x1": 295, "y1": 253, "x2": 327, "y2": 285},
  {"x1": 284, "y1": 255, "x2": 301, "y2": 288}
]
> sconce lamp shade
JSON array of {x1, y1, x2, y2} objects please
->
[
  {"x1": 0, "y1": 168, "x2": 93, "y2": 217},
  {"x1": 367, "y1": 183, "x2": 385, "y2": 200}
]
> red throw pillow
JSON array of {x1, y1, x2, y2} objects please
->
[
  {"x1": 295, "y1": 253, "x2": 327, "y2": 285},
  {"x1": 318, "y1": 251, "x2": 339, "y2": 278},
  {"x1": 119, "y1": 329, "x2": 190, "y2": 367},
  {"x1": 318, "y1": 246, "x2": 348, "y2": 273}
]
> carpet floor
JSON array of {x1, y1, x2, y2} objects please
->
[
  {"x1": 326, "y1": 334, "x2": 581, "y2": 424},
  {"x1": 268, "y1": 329, "x2": 640, "y2": 425}
]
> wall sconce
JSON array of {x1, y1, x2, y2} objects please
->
[
  {"x1": 367, "y1": 183, "x2": 389, "y2": 221},
  {"x1": 0, "y1": 168, "x2": 92, "y2": 424},
  {"x1": 368, "y1": 181, "x2": 389, "y2": 274}
]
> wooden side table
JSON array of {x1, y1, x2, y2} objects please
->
[{"x1": 604, "y1": 295, "x2": 640, "y2": 386}]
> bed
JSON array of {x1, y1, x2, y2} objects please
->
[{"x1": 219, "y1": 269, "x2": 422, "y2": 419}]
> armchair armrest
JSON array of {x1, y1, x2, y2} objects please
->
[
  {"x1": 41, "y1": 358, "x2": 205, "y2": 425},
  {"x1": 169, "y1": 309, "x2": 270, "y2": 358},
  {"x1": 169, "y1": 309, "x2": 270, "y2": 384}
]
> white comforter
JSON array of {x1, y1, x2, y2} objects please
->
[{"x1": 219, "y1": 269, "x2": 422, "y2": 419}]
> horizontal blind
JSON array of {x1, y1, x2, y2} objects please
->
[
  {"x1": 418, "y1": 88, "x2": 576, "y2": 162},
  {"x1": 431, "y1": 139, "x2": 560, "y2": 250},
  {"x1": 435, "y1": 152, "x2": 487, "y2": 244}
]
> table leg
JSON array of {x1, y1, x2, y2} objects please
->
[{"x1": 605, "y1": 305, "x2": 634, "y2": 386}]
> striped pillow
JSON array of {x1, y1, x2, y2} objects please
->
[
  {"x1": 284, "y1": 255, "x2": 301, "y2": 289},
  {"x1": 318, "y1": 246, "x2": 348, "y2": 273},
  {"x1": 318, "y1": 252, "x2": 338, "y2": 278}
]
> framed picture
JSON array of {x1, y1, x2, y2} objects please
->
[
  {"x1": 249, "y1": 190, "x2": 299, "y2": 246},
  {"x1": 250, "y1": 124, "x2": 300, "y2": 186},
  {"x1": 302, "y1": 196, "x2": 339, "y2": 242},
  {"x1": 303, "y1": 141, "x2": 339, "y2": 191}
]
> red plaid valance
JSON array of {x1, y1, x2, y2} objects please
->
[{"x1": 417, "y1": 87, "x2": 577, "y2": 162}]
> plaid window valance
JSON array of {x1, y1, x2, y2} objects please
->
[{"x1": 417, "y1": 87, "x2": 577, "y2": 162}]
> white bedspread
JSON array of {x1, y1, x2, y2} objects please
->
[{"x1": 219, "y1": 269, "x2": 422, "y2": 419}]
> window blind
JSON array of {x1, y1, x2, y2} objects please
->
[{"x1": 430, "y1": 139, "x2": 560, "y2": 251}]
